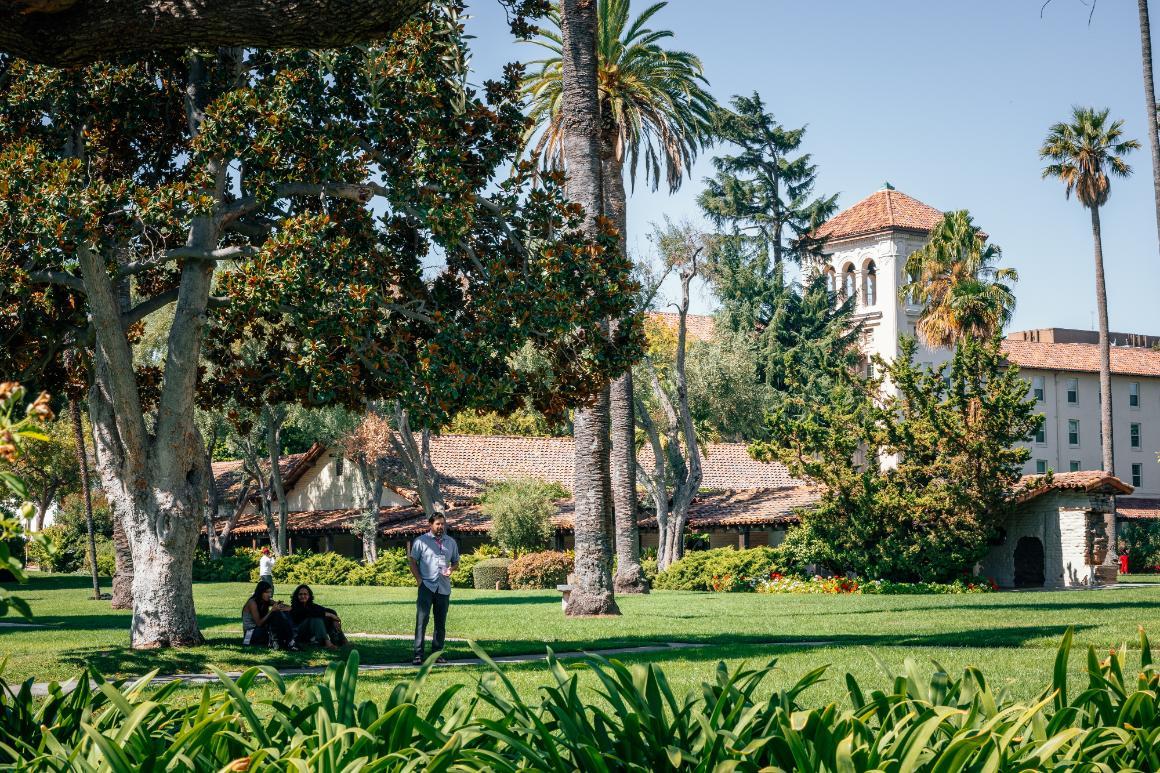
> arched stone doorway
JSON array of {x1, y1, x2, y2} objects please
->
[{"x1": 1013, "y1": 536, "x2": 1045, "y2": 588}]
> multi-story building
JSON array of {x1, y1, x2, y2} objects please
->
[{"x1": 812, "y1": 184, "x2": 1160, "y2": 516}]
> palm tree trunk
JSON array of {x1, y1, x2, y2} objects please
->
[
  {"x1": 1090, "y1": 206, "x2": 1115, "y2": 474},
  {"x1": 603, "y1": 132, "x2": 647, "y2": 595},
  {"x1": 70, "y1": 399, "x2": 102, "y2": 600},
  {"x1": 561, "y1": 0, "x2": 618, "y2": 616},
  {"x1": 1140, "y1": 0, "x2": 1160, "y2": 255}
]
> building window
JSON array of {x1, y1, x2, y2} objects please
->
[
  {"x1": 1035, "y1": 459, "x2": 1048, "y2": 474},
  {"x1": 1033, "y1": 424, "x2": 1046, "y2": 445},
  {"x1": 1069, "y1": 460, "x2": 1081, "y2": 472},
  {"x1": 1066, "y1": 378, "x2": 1079, "y2": 404},
  {"x1": 1133, "y1": 463, "x2": 1144, "y2": 488},
  {"x1": 335, "y1": 456, "x2": 344, "y2": 477},
  {"x1": 1131, "y1": 423, "x2": 1142, "y2": 450},
  {"x1": 843, "y1": 264, "x2": 856, "y2": 302},
  {"x1": 1032, "y1": 375, "x2": 1045, "y2": 402},
  {"x1": 824, "y1": 266, "x2": 836, "y2": 296},
  {"x1": 1068, "y1": 419, "x2": 1080, "y2": 446},
  {"x1": 862, "y1": 261, "x2": 877, "y2": 306},
  {"x1": 1130, "y1": 382, "x2": 1140, "y2": 408}
]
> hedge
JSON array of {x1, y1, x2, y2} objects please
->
[
  {"x1": 472, "y1": 557, "x2": 512, "y2": 590},
  {"x1": 269, "y1": 551, "x2": 360, "y2": 587},
  {"x1": 652, "y1": 547, "x2": 785, "y2": 591},
  {"x1": 347, "y1": 549, "x2": 413, "y2": 587},
  {"x1": 3, "y1": 630, "x2": 1160, "y2": 769},
  {"x1": 507, "y1": 550, "x2": 571, "y2": 589}
]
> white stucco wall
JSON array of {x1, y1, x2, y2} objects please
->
[
  {"x1": 284, "y1": 451, "x2": 411, "y2": 513},
  {"x1": 1018, "y1": 368, "x2": 1160, "y2": 496},
  {"x1": 978, "y1": 492, "x2": 1111, "y2": 588}
]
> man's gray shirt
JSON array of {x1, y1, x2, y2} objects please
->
[{"x1": 411, "y1": 532, "x2": 459, "y2": 595}]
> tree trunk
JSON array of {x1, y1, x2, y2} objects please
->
[
  {"x1": 602, "y1": 132, "x2": 646, "y2": 594},
  {"x1": 1090, "y1": 206, "x2": 1115, "y2": 474},
  {"x1": 110, "y1": 506, "x2": 134, "y2": 609},
  {"x1": 203, "y1": 435, "x2": 222, "y2": 560},
  {"x1": 32, "y1": 489, "x2": 53, "y2": 532},
  {"x1": 71, "y1": 399, "x2": 102, "y2": 600},
  {"x1": 391, "y1": 408, "x2": 447, "y2": 519},
  {"x1": 355, "y1": 458, "x2": 383, "y2": 563},
  {"x1": 635, "y1": 395, "x2": 668, "y2": 569},
  {"x1": 1141, "y1": 0, "x2": 1160, "y2": 258},
  {"x1": 561, "y1": 0, "x2": 618, "y2": 616},
  {"x1": 264, "y1": 406, "x2": 289, "y2": 556}
]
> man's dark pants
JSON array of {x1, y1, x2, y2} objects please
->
[{"x1": 414, "y1": 583, "x2": 450, "y2": 658}]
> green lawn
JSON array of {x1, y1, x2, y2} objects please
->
[{"x1": 4, "y1": 574, "x2": 1160, "y2": 707}]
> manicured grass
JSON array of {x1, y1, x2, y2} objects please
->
[{"x1": 4, "y1": 574, "x2": 1160, "y2": 705}]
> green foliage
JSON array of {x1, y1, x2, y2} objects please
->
[
  {"x1": 482, "y1": 479, "x2": 563, "y2": 555},
  {"x1": 444, "y1": 408, "x2": 560, "y2": 437},
  {"x1": 6, "y1": 631, "x2": 1160, "y2": 770},
  {"x1": 507, "y1": 550, "x2": 572, "y2": 589},
  {"x1": 347, "y1": 549, "x2": 414, "y2": 587},
  {"x1": 25, "y1": 524, "x2": 84, "y2": 573},
  {"x1": 0, "y1": 383, "x2": 46, "y2": 619},
  {"x1": 652, "y1": 547, "x2": 784, "y2": 591},
  {"x1": 1040, "y1": 106, "x2": 1139, "y2": 211},
  {"x1": 452, "y1": 544, "x2": 502, "y2": 588},
  {"x1": 81, "y1": 535, "x2": 115, "y2": 577},
  {"x1": 775, "y1": 522, "x2": 833, "y2": 575},
  {"x1": 757, "y1": 335, "x2": 1042, "y2": 581},
  {"x1": 699, "y1": 91, "x2": 837, "y2": 268},
  {"x1": 270, "y1": 551, "x2": 360, "y2": 587},
  {"x1": 192, "y1": 548, "x2": 260, "y2": 583},
  {"x1": 52, "y1": 489, "x2": 113, "y2": 540},
  {"x1": 1119, "y1": 520, "x2": 1160, "y2": 572},
  {"x1": 472, "y1": 557, "x2": 513, "y2": 590},
  {"x1": 757, "y1": 575, "x2": 997, "y2": 594},
  {"x1": 685, "y1": 332, "x2": 770, "y2": 441}
]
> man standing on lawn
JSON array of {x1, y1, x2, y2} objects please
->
[{"x1": 409, "y1": 512, "x2": 459, "y2": 665}]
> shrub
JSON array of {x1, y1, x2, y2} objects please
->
[
  {"x1": 482, "y1": 479, "x2": 563, "y2": 555},
  {"x1": 452, "y1": 544, "x2": 502, "y2": 588},
  {"x1": 25, "y1": 525, "x2": 84, "y2": 573},
  {"x1": 53, "y1": 491, "x2": 113, "y2": 541},
  {"x1": 1119, "y1": 520, "x2": 1160, "y2": 572},
  {"x1": 641, "y1": 557, "x2": 658, "y2": 586},
  {"x1": 472, "y1": 557, "x2": 512, "y2": 590},
  {"x1": 653, "y1": 547, "x2": 784, "y2": 591},
  {"x1": 193, "y1": 548, "x2": 260, "y2": 582},
  {"x1": 507, "y1": 550, "x2": 571, "y2": 589},
  {"x1": 4, "y1": 631, "x2": 1160, "y2": 769},
  {"x1": 272, "y1": 551, "x2": 360, "y2": 586},
  {"x1": 756, "y1": 575, "x2": 998, "y2": 594},
  {"x1": 348, "y1": 549, "x2": 414, "y2": 586},
  {"x1": 81, "y1": 535, "x2": 115, "y2": 577},
  {"x1": 776, "y1": 522, "x2": 833, "y2": 575}
]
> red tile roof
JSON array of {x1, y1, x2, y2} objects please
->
[
  {"x1": 1117, "y1": 497, "x2": 1160, "y2": 520},
  {"x1": 427, "y1": 435, "x2": 802, "y2": 501},
  {"x1": 228, "y1": 486, "x2": 817, "y2": 538},
  {"x1": 647, "y1": 311, "x2": 716, "y2": 343},
  {"x1": 211, "y1": 444, "x2": 326, "y2": 503},
  {"x1": 1001, "y1": 339, "x2": 1160, "y2": 378},
  {"x1": 1013, "y1": 470, "x2": 1133, "y2": 504},
  {"x1": 814, "y1": 187, "x2": 944, "y2": 243}
]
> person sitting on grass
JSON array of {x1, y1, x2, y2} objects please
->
[
  {"x1": 241, "y1": 580, "x2": 298, "y2": 650},
  {"x1": 289, "y1": 584, "x2": 346, "y2": 649}
]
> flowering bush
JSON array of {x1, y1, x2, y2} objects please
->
[{"x1": 756, "y1": 574, "x2": 997, "y2": 595}]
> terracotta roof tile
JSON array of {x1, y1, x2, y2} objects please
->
[
  {"x1": 1117, "y1": 497, "x2": 1160, "y2": 520},
  {"x1": 211, "y1": 444, "x2": 325, "y2": 503},
  {"x1": 427, "y1": 435, "x2": 802, "y2": 500},
  {"x1": 814, "y1": 188, "x2": 944, "y2": 243},
  {"x1": 1013, "y1": 470, "x2": 1133, "y2": 504},
  {"x1": 1001, "y1": 339, "x2": 1160, "y2": 378},
  {"x1": 646, "y1": 311, "x2": 716, "y2": 343}
]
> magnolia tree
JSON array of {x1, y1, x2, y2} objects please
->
[{"x1": 0, "y1": 4, "x2": 635, "y2": 647}]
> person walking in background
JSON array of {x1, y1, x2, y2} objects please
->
[
  {"x1": 409, "y1": 513, "x2": 459, "y2": 665},
  {"x1": 259, "y1": 546, "x2": 275, "y2": 590}
]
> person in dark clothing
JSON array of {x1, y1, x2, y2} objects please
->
[
  {"x1": 288, "y1": 584, "x2": 345, "y2": 649},
  {"x1": 241, "y1": 580, "x2": 298, "y2": 650}
]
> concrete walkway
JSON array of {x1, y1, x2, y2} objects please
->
[{"x1": 25, "y1": 639, "x2": 836, "y2": 698}]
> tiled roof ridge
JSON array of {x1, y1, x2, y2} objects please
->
[
  {"x1": 1001, "y1": 339, "x2": 1160, "y2": 378},
  {"x1": 885, "y1": 189, "x2": 896, "y2": 224}
]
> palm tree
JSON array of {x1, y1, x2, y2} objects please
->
[
  {"x1": 900, "y1": 210, "x2": 1017, "y2": 349},
  {"x1": 557, "y1": 0, "x2": 619, "y2": 616},
  {"x1": 1040, "y1": 107, "x2": 1139, "y2": 474},
  {"x1": 1140, "y1": 0, "x2": 1160, "y2": 255},
  {"x1": 524, "y1": 0, "x2": 715, "y2": 594}
]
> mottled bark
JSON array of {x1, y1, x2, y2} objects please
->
[
  {"x1": 0, "y1": 0, "x2": 426, "y2": 67},
  {"x1": 71, "y1": 399, "x2": 102, "y2": 599},
  {"x1": 635, "y1": 395, "x2": 668, "y2": 567},
  {"x1": 390, "y1": 407, "x2": 446, "y2": 520},
  {"x1": 1090, "y1": 206, "x2": 1115, "y2": 475},
  {"x1": 1141, "y1": 0, "x2": 1160, "y2": 258},
  {"x1": 354, "y1": 457, "x2": 385, "y2": 563},
  {"x1": 264, "y1": 405, "x2": 289, "y2": 555},
  {"x1": 561, "y1": 0, "x2": 618, "y2": 616},
  {"x1": 110, "y1": 506, "x2": 133, "y2": 609}
]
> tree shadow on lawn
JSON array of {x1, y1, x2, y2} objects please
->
[{"x1": 0, "y1": 574, "x2": 97, "y2": 591}]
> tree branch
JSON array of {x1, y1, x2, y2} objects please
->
[
  {"x1": 118, "y1": 245, "x2": 256, "y2": 277},
  {"x1": 27, "y1": 270, "x2": 84, "y2": 291}
]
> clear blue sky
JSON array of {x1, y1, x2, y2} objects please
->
[{"x1": 463, "y1": 0, "x2": 1160, "y2": 333}]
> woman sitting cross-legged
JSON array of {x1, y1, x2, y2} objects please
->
[
  {"x1": 241, "y1": 580, "x2": 299, "y2": 650},
  {"x1": 289, "y1": 584, "x2": 346, "y2": 650}
]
